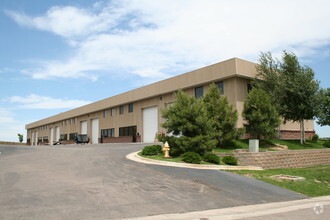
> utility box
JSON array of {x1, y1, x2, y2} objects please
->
[{"x1": 249, "y1": 139, "x2": 259, "y2": 152}]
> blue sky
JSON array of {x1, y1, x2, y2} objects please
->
[{"x1": 0, "y1": 0, "x2": 329, "y2": 142}]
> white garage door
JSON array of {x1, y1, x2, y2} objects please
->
[
  {"x1": 55, "y1": 127, "x2": 60, "y2": 142},
  {"x1": 35, "y1": 131, "x2": 38, "y2": 145},
  {"x1": 143, "y1": 106, "x2": 158, "y2": 142},
  {"x1": 31, "y1": 131, "x2": 35, "y2": 146},
  {"x1": 91, "y1": 118, "x2": 99, "y2": 144},
  {"x1": 81, "y1": 121, "x2": 87, "y2": 134},
  {"x1": 50, "y1": 128, "x2": 54, "y2": 145}
]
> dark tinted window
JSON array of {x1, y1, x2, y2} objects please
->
[
  {"x1": 119, "y1": 126, "x2": 137, "y2": 136},
  {"x1": 195, "y1": 86, "x2": 204, "y2": 98},
  {"x1": 216, "y1": 82, "x2": 224, "y2": 94}
]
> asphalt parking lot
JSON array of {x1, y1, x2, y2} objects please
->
[{"x1": 0, "y1": 143, "x2": 306, "y2": 219}]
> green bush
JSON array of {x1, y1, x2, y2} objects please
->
[
  {"x1": 141, "y1": 145, "x2": 162, "y2": 156},
  {"x1": 203, "y1": 153, "x2": 220, "y2": 164},
  {"x1": 312, "y1": 134, "x2": 319, "y2": 142},
  {"x1": 181, "y1": 152, "x2": 202, "y2": 164},
  {"x1": 222, "y1": 156, "x2": 238, "y2": 165},
  {"x1": 323, "y1": 140, "x2": 330, "y2": 148}
]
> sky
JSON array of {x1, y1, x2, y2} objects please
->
[{"x1": 0, "y1": 0, "x2": 329, "y2": 142}]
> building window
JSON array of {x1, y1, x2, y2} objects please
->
[
  {"x1": 111, "y1": 108, "x2": 115, "y2": 116},
  {"x1": 128, "y1": 103, "x2": 134, "y2": 113},
  {"x1": 119, "y1": 126, "x2": 137, "y2": 136},
  {"x1": 103, "y1": 110, "x2": 107, "y2": 118},
  {"x1": 69, "y1": 133, "x2": 77, "y2": 140},
  {"x1": 101, "y1": 128, "x2": 115, "y2": 137},
  {"x1": 195, "y1": 86, "x2": 204, "y2": 98},
  {"x1": 247, "y1": 83, "x2": 253, "y2": 93},
  {"x1": 119, "y1": 106, "x2": 124, "y2": 114},
  {"x1": 38, "y1": 137, "x2": 42, "y2": 144},
  {"x1": 60, "y1": 134, "x2": 67, "y2": 141},
  {"x1": 216, "y1": 82, "x2": 224, "y2": 94}
]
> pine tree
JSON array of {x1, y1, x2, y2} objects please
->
[
  {"x1": 161, "y1": 89, "x2": 216, "y2": 155},
  {"x1": 243, "y1": 88, "x2": 280, "y2": 139},
  {"x1": 203, "y1": 83, "x2": 240, "y2": 147}
]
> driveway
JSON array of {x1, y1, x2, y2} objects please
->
[{"x1": 0, "y1": 144, "x2": 306, "y2": 219}]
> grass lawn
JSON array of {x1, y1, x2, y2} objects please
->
[
  {"x1": 213, "y1": 139, "x2": 327, "y2": 154},
  {"x1": 229, "y1": 165, "x2": 330, "y2": 197}
]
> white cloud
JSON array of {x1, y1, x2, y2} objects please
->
[
  {"x1": 6, "y1": 0, "x2": 330, "y2": 81},
  {"x1": 0, "y1": 108, "x2": 26, "y2": 142},
  {"x1": 6, "y1": 94, "x2": 91, "y2": 109}
]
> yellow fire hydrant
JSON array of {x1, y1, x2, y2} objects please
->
[{"x1": 162, "y1": 141, "x2": 170, "y2": 158}]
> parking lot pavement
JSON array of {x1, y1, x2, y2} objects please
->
[{"x1": 0, "y1": 144, "x2": 306, "y2": 219}]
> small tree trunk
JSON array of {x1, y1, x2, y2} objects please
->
[
  {"x1": 302, "y1": 120, "x2": 305, "y2": 144},
  {"x1": 299, "y1": 119, "x2": 304, "y2": 144}
]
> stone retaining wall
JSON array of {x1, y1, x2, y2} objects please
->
[{"x1": 216, "y1": 149, "x2": 330, "y2": 169}]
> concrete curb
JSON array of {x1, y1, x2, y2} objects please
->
[
  {"x1": 125, "y1": 196, "x2": 330, "y2": 220},
  {"x1": 126, "y1": 151, "x2": 263, "y2": 170}
]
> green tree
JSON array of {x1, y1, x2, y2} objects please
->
[
  {"x1": 317, "y1": 88, "x2": 330, "y2": 126},
  {"x1": 254, "y1": 51, "x2": 320, "y2": 144},
  {"x1": 203, "y1": 83, "x2": 240, "y2": 147},
  {"x1": 279, "y1": 52, "x2": 320, "y2": 144},
  {"x1": 243, "y1": 88, "x2": 280, "y2": 139},
  {"x1": 161, "y1": 89, "x2": 216, "y2": 155},
  {"x1": 17, "y1": 133, "x2": 23, "y2": 143},
  {"x1": 254, "y1": 52, "x2": 281, "y2": 111}
]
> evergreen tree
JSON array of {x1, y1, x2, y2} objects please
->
[
  {"x1": 243, "y1": 88, "x2": 280, "y2": 139},
  {"x1": 203, "y1": 83, "x2": 240, "y2": 147},
  {"x1": 161, "y1": 89, "x2": 216, "y2": 155}
]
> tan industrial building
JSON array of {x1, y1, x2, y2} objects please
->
[{"x1": 25, "y1": 58, "x2": 315, "y2": 145}]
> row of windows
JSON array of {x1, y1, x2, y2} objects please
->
[
  {"x1": 195, "y1": 82, "x2": 224, "y2": 98},
  {"x1": 62, "y1": 118, "x2": 76, "y2": 127},
  {"x1": 101, "y1": 128, "x2": 115, "y2": 137},
  {"x1": 119, "y1": 126, "x2": 137, "y2": 137},
  {"x1": 103, "y1": 103, "x2": 134, "y2": 118}
]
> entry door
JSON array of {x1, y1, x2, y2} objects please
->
[
  {"x1": 81, "y1": 121, "x2": 87, "y2": 134},
  {"x1": 91, "y1": 118, "x2": 99, "y2": 144},
  {"x1": 31, "y1": 131, "x2": 35, "y2": 146},
  {"x1": 55, "y1": 127, "x2": 60, "y2": 142},
  {"x1": 143, "y1": 106, "x2": 158, "y2": 142},
  {"x1": 50, "y1": 128, "x2": 54, "y2": 145}
]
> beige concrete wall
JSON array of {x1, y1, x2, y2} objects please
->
[
  {"x1": 26, "y1": 58, "x2": 256, "y2": 129},
  {"x1": 26, "y1": 57, "x2": 315, "y2": 144}
]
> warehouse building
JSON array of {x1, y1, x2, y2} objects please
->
[{"x1": 25, "y1": 58, "x2": 315, "y2": 145}]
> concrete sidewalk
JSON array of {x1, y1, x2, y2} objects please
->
[
  {"x1": 126, "y1": 151, "x2": 263, "y2": 170},
  {"x1": 126, "y1": 196, "x2": 330, "y2": 220}
]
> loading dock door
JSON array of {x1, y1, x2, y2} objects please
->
[
  {"x1": 91, "y1": 119, "x2": 99, "y2": 144},
  {"x1": 81, "y1": 121, "x2": 87, "y2": 134},
  {"x1": 50, "y1": 128, "x2": 54, "y2": 145},
  {"x1": 55, "y1": 127, "x2": 60, "y2": 142},
  {"x1": 31, "y1": 131, "x2": 35, "y2": 146},
  {"x1": 35, "y1": 131, "x2": 38, "y2": 146},
  {"x1": 143, "y1": 106, "x2": 158, "y2": 142}
]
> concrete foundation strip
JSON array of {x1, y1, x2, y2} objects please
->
[{"x1": 126, "y1": 151, "x2": 263, "y2": 170}]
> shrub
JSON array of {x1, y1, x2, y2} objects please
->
[
  {"x1": 141, "y1": 145, "x2": 162, "y2": 156},
  {"x1": 222, "y1": 156, "x2": 238, "y2": 165},
  {"x1": 323, "y1": 140, "x2": 330, "y2": 148},
  {"x1": 312, "y1": 134, "x2": 319, "y2": 142},
  {"x1": 203, "y1": 153, "x2": 220, "y2": 164},
  {"x1": 181, "y1": 152, "x2": 202, "y2": 164}
]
